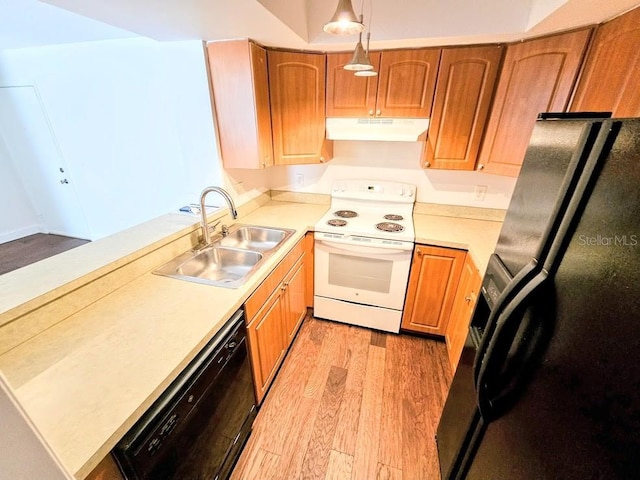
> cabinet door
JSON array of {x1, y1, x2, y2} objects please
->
[
  {"x1": 304, "y1": 232, "x2": 314, "y2": 308},
  {"x1": 268, "y1": 50, "x2": 331, "y2": 165},
  {"x1": 85, "y1": 455, "x2": 124, "y2": 480},
  {"x1": 376, "y1": 48, "x2": 441, "y2": 117},
  {"x1": 478, "y1": 29, "x2": 591, "y2": 177},
  {"x1": 401, "y1": 245, "x2": 466, "y2": 336},
  {"x1": 247, "y1": 291, "x2": 286, "y2": 403},
  {"x1": 445, "y1": 256, "x2": 482, "y2": 372},
  {"x1": 207, "y1": 40, "x2": 273, "y2": 169},
  {"x1": 282, "y1": 257, "x2": 306, "y2": 345},
  {"x1": 326, "y1": 52, "x2": 381, "y2": 117},
  {"x1": 570, "y1": 6, "x2": 640, "y2": 117},
  {"x1": 424, "y1": 45, "x2": 503, "y2": 170}
]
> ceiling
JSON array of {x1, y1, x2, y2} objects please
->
[{"x1": 1, "y1": 0, "x2": 640, "y2": 51}]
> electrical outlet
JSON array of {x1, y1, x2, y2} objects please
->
[
  {"x1": 296, "y1": 173, "x2": 304, "y2": 189},
  {"x1": 474, "y1": 185, "x2": 488, "y2": 201}
]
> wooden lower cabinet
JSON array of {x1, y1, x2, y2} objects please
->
[
  {"x1": 401, "y1": 245, "x2": 466, "y2": 336},
  {"x1": 304, "y1": 232, "x2": 314, "y2": 308},
  {"x1": 248, "y1": 289, "x2": 287, "y2": 402},
  {"x1": 445, "y1": 256, "x2": 482, "y2": 372},
  {"x1": 245, "y1": 239, "x2": 306, "y2": 404},
  {"x1": 86, "y1": 455, "x2": 124, "y2": 480},
  {"x1": 282, "y1": 257, "x2": 306, "y2": 345}
]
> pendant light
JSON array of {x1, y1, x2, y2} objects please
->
[
  {"x1": 343, "y1": 31, "x2": 374, "y2": 71},
  {"x1": 354, "y1": 32, "x2": 378, "y2": 76},
  {"x1": 344, "y1": 0, "x2": 377, "y2": 76},
  {"x1": 323, "y1": 0, "x2": 365, "y2": 35}
]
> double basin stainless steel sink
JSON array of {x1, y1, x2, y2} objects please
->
[{"x1": 153, "y1": 224, "x2": 295, "y2": 288}]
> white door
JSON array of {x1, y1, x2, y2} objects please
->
[{"x1": 0, "y1": 86, "x2": 91, "y2": 239}]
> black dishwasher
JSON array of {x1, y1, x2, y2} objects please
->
[{"x1": 112, "y1": 309, "x2": 257, "y2": 480}]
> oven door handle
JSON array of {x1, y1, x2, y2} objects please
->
[{"x1": 315, "y1": 239, "x2": 410, "y2": 257}]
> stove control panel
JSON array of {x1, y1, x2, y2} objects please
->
[{"x1": 330, "y1": 180, "x2": 417, "y2": 203}]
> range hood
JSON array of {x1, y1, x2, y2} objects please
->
[{"x1": 325, "y1": 117, "x2": 430, "y2": 142}]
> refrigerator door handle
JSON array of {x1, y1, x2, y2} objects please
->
[
  {"x1": 475, "y1": 272, "x2": 549, "y2": 422},
  {"x1": 473, "y1": 259, "x2": 540, "y2": 387}
]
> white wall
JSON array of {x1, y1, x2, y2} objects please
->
[
  {"x1": 0, "y1": 374, "x2": 72, "y2": 479},
  {"x1": 0, "y1": 133, "x2": 42, "y2": 243},
  {"x1": 0, "y1": 38, "x2": 222, "y2": 240},
  {"x1": 268, "y1": 141, "x2": 517, "y2": 209}
]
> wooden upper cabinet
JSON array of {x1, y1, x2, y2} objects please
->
[
  {"x1": 478, "y1": 29, "x2": 591, "y2": 177},
  {"x1": 376, "y1": 49, "x2": 441, "y2": 117},
  {"x1": 326, "y1": 51, "x2": 381, "y2": 117},
  {"x1": 570, "y1": 6, "x2": 640, "y2": 117},
  {"x1": 207, "y1": 40, "x2": 274, "y2": 169},
  {"x1": 326, "y1": 48, "x2": 440, "y2": 118},
  {"x1": 268, "y1": 50, "x2": 332, "y2": 165},
  {"x1": 423, "y1": 45, "x2": 503, "y2": 170}
]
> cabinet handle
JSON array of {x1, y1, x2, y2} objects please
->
[
  {"x1": 424, "y1": 162, "x2": 431, "y2": 168},
  {"x1": 319, "y1": 156, "x2": 325, "y2": 163},
  {"x1": 477, "y1": 164, "x2": 484, "y2": 170},
  {"x1": 376, "y1": 109, "x2": 381, "y2": 116},
  {"x1": 465, "y1": 295, "x2": 472, "y2": 303},
  {"x1": 416, "y1": 249, "x2": 423, "y2": 257},
  {"x1": 369, "y1": 110, "x2": 374, "y2": 116}
]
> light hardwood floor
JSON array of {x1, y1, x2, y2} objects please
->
[{"x1": 232, "y1": 314, "x2": 453, "y2": 480}]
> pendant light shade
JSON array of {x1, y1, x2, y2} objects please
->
[
  {"x1": 323, "y1": 0, "x2": 365, "y2": 35},
  {"x1": 344, "y1": 33, "x2": 374, "y2": 71},
  {"x1": 355, "y1": 68, "x2": 378, "y2": 77}
]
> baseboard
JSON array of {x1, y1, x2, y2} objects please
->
[{"x1": 0, "y1": 225, "x2": 43, "y2": 245}]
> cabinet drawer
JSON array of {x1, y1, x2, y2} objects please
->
[{"x1": 245, "y1": 238, "x2": 304, "y2": 321}]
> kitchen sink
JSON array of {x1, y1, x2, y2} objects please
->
[
  {"x1": 154, "y1": 246, "x2": 263, "y2": 288},
  {"x1": 153, "y1": 224, "x2": 295, "y2": 288},
  {"x1": 218, "y1": 225, "x2": 292, "y2": 252}
]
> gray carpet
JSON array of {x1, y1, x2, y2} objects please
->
[{"x1": 0, "y1": 234, "x2": 90, "y2": 275}]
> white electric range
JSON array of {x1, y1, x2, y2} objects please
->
[{"x1": 314, "y1": 180, "x2": 417, "y2": 333}]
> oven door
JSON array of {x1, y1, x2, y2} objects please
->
[{"x1": 314, "y1": 238, "x2": 412, "y2": 310}]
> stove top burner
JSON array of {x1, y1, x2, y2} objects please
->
[
  {"x1": 376, "y1": 222, "x2": 405, "y2": 233},
  {"x1": 334, "y1": 210, "x2": 358, "y2": 218},
  {"x1": 384, "y1": 214, "x2": 404, "y2": 221},
  {"x1": 327, "y1": 219, "x2": 348, "y2": 227}
]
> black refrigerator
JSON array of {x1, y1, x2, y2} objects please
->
[{"x1": 436, "y1": 114, "x2": 640, "y2": 479}]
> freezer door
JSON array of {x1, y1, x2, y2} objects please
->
[
  {"x1": 494, "y1": 118, "x2": 604, "y2": 277},
  {"x1": 462, "y1": 120, "x2": 640, "y2": 479}
]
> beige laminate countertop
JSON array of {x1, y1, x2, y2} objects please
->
[
  {"x1": 0, "y1": 201, "x2": 501, "y2": 479},
  {"x1": 413, "y1": 214, "x2": 503, "y2": 272}
]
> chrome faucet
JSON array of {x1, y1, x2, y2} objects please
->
[{"x1": 199, "y1": 186, "x2": 238, "y2": 245}]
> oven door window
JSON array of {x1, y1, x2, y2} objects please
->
[
  {"x1": 328, "y1": 253, "x2": 393, "y2": 293},
  {"x1": 314, "y1": 240, "x2": 412, "y2": 310}
]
